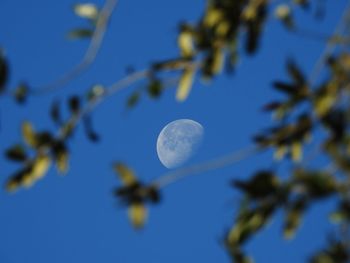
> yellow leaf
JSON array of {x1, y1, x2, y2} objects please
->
[
  {"x1": 56, "y1": 151, "x2": 69, "y2": 174},
  {"x1": 22, "y1": 173, "x2": 35, "y2": 188},
  {"x1": 6, "y1": 179, "x2": 20, "y2": 192},
  {"x1": 32, "y1": 154, "x2": 51, "y2": 180},
  {"x1": 73, "y1": 3, "x2": 98, "y2": 20},
  {"x1": 113, "y1": 163, "x2": 137, "y2": 186},
  {"x1": 242, "y1": 4, "x2": 257, "y2": 20},
  {"x1": 291, "y1": 142, "x2": 302, "y2": 162},
  {"x1": 212, "y1": 48, "x2": 224, "y2": 75},
  {"x1": 203, "y1": 7, "x2": 223, "y2": 27},
  {"x1": 128, "y1": 203, "x2": 147, "y2": 229},
  {"x1": 178, "y1": 30, "x2": 194, "y2": 58},
  {"x1": 314, "y1": 94, "x2": 336, "y2": 117},
  {"x1": 22, "y1": 122, "x2": 37, "y2": 147},
  {"x1": 275, "y1": 4, "x2": 291, "y2": 20},
  {"x1": 176, "y1": 67, "x2": 195, "y2": 102},
  {"x1": 274, "y1": 145, "x2": 287, "y2": 160},
  {"x1": 216, "y1": 21, "x2": 230, "y2": 37}
]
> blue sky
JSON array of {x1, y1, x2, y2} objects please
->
[{"x1": 0, "y1": 1, "x2": 347, "y2": 262}]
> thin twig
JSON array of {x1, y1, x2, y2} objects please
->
[
  {"x1": 57, "y1": 68, "x2": 151, "y2": 139},
  {"x1": 291, "y1": 27, "x2": 350, "y2": 44},
  {"x1": 308, "y1": 1, "x2": 350, "y2": 85},
  {"x1": 152, "y1": 146, "x2": 260, "y2": 189},
  {"x1": 33, "y1": 0, "x2": 119, "y2": 95}
]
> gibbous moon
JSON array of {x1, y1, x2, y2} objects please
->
[{"x1": 157, "y1": 119, "x2": 204, "y2": 169}]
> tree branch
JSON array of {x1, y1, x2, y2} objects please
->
[
  {"x1": 33, "y1": 0, "x2": 119, "y2": 95},
  {"x1": 152, "y1": 146, "x2": 260, "y2": 189}
]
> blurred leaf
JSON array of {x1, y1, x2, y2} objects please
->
[
  {"x1": 67, "y1": 28, "x2": 94, "y2": 40},
  {"x1": 60, "y1": 122, "x2": 75, "y2": 139},
  {"x1": 14, "y1": 82, "x2": 29, "y2": 104},
  {"x1": 283, "y1": 198, "x2": 307, "y2": 239},
  {"x1": 35, "y1": 131, "x2": 54, "y2": 148},
  {"x1": 31, "y1": 154, "x2": 51, "y2": 181},
  {"x1": 68, "y1": 95, "x2": 81, "y2": 114},
  {"x1": 5, "y1": 165, "x2": 32, "y2": 192},
  {"x1": 178, "y1": 24, "x2": 195, "y2": 58},
  {"x1": 83, "y1": 115, "x2": 100, "y2": 142},
  {"x1": 176, "y1": 66, "x2": 195, "y2": 102},
  {"x1": 50, "y1": 100, "x2": 62, "y2": 126},
  {"x1": 0, "y1": 50, "x2": 9, "y2": 93},
  {"x1": 291, "y1": 141, "x2": 302, "y2": 162},
  {"x1": 5, "y1": 144, "x2": 27, "y2": 162},
  {"x1": 287, "y1": 59, "x2": 305, "y2": 85},
  {"x1": 293, "y1": 169, "x2": 337, "y2": 199},
  {"x1": 262, "y1": 101, "x2": 283, "y2": 112},
  {"x1": 293, "y1": 0, "x2": 310, "y2": 9},
  {"x1": 212, "y1": 47, "x2": 224, "y2": 75},
  {"x1": 147, "y1": 79, "x2": 162, "y2": 98},
  {"x1": 314, "y1": 92, "x2": 337, "y2": 117},
  {"x1": 244, "y1": 3, "x2": 267, "y2": 54},
  {"x1": 329, "y1": 200, "x2": 350, "y2": 223},
  {"x1": 21, "y1": 121, "x2": 37, "y2": 148},
  {"x1": 232, "y1": 171, "x2": 280, "y2": 199},
  {"x1": 6, "y1": 154, "x2": 51, "y2": 192},
  {"x1": 52, "y1": 141, "x2": 69, "y2": 174},
  {"x1": 73, "y1": 3, "x2": 98, "y2": 20},
  {"x1": 273, "y1": 81, "x2": 297, "y2": 95},
  {"x1": 310, "y1": 239, "x2": 349, "y2": 263},
  {"x1": 113, "y1": 163, "x2": 138, "y2": 186},
  {"x1": 127, "y1": 91, "x2": 140, "y2": 108},
  {"x1": 203, "y1": 6, "x2": 223, "y2": 28},
  {"x1": 128, "y1": 202, "x2": 147, "y2": 229}
]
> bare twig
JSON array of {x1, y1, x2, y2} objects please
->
[
  {"x1": 33, "y1": 0, "x2": 119, "y2": 95},
  {"x1": 57, "y1": 68, "x2": 151, "y2": 139},
  {"x1": 290, "y1": 27, "x2": 350, "y2": 44},
  {"x1": 152, "y1": 146, "x2": 260, "y2": 189},
  {"x1": 308, "y1": 1, "x2": 350, "y2": 85}
]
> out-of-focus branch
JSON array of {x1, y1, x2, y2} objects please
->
[
  {"x1": 290, "y1": 27, "x2": 350, "y2": 44},
  {"x1": 152, "y1": 146, "x2": 260, "y2": 189},
  {"x1": 57, "y1": 68, "x2": 151, "y2": 139},
  {"x1": 309, "y1": 2, "x2": 350, "y2": 85},
  {"x1": 33, "y1": 0, "x2": 119, "y2": 95}
]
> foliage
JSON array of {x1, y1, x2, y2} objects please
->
[{"x1": 1, "y1": 0, "x2": 350, "y2": 262}]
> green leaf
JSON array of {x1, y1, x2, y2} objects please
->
[
  {"x1": 5, "y1": 144, "x2": 27, "y2": 162},
  {"x1": 127, "y1": 92, "x2": 140, "y2": 108},
  {"x1": 52, "y1": 141, "x2": 69, "y2": 174},
  {"x1": 287, "y1": 59, "x2": 305, "y2": 85},
  {"x1": 14, "y1": 82, "x2": 29, "y2": 104},
  {"x1": 147, "y1": 79, "x2": 162, "y2": 98},
  {"x1": 50, "y1": 100, "x2": 62, "y2": 125},
  {"x1": 283, "y1": 198, "x2": 307, "y2": 239},
  {"x1": 0, "y1": 50, "x2": 9, "y2": 93},
  {"x1": 67, "y1": 28, "x2": 94, "y2": 40},
  {"x1": 68, "y1": 96, "x2": 81, "y2": 114},
  {"x1": 83, "y1": 115, "x2": 100, "y2": 142}
]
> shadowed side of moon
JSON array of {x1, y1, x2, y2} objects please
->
[{"x1": 156, "y1": 119, "x2": 204, "y2": 169}]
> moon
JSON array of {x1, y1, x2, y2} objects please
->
[{"x1": 156, "y1": 119, "x2": 204, "y2": 169}]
